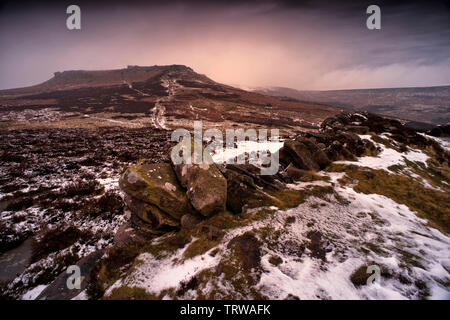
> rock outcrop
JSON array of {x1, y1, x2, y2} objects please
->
[
  {"x1": 218, "y1": 164, "x2": 283, "y2": 214},
  {"x1": 170, "y1": 139, "x2": 227, "y2": 217},
  {"x1": 123, "y1": 195, "x2": 179, "y2": 229},
  {"x1": 278, "y1": 115, "x2": 379, "y2": 182},
  {"x1": 427, "y1": 124, "x2": 450, "y2": 138},
  {"x1": 119, "y1": 140, "x2": 228, "y2": 234},
  {"x1": 280, "y1": 138, "x2": 331, "y2": 171},
  {"x1": 118, "y1": 111, "x2": 445, "y2": 236},
  {"x1": 119, "y1": 163, "x2": 195, "y2": 229}
]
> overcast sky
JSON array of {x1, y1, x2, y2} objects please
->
[{"x1": 1, "y1": 0, "x2": 449, "y2": 90}]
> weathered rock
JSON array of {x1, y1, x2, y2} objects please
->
[
  {"x1": 124, "y1": 194, "x2": 179, "y2": 229},
  {"x1": 220, "y1": 166, "x2": 274, "y2": 214},
  {"x1": 428, "y1": 125, "x2": 450, "y2": 137},
  {"x1": 129, "y1": 212, "x2": 172, "y2": 235},
  {"x1": 344, "y1": 125, "x2": 370, "y2": 134},
  {"x1": 321, "y1": 111, "x2": 437, "y2": 152},
  {"x1": 321, "y1": 112, "x2": 370, "y2": 132},
  {"x1": 300, "y1": 128, "x2": 378, "y2": 161},
  {"x1": 119, "y1": 163, "x2": 194, "y2": 220},
  {"x1": 312, "y1": 149, "x2": 331, "y2": 169},
  {"x1": 224, "y1": 163, "x2": 283, "y2": 190},
  {"x1": 186, "y1": 163, "x2": 227, "y2": 217},
  {"x1": 294, "y1": 137, "x2": 331, "y2": 169},
  {"x1": 114, "y1": 221, "x2": 155, "y2": 246},
  {"x1": 170, "y1": 139, "x2": 227, "y2": 217},
  {"x1": 282, "y1": 140, "x2": 320, "y2": 171},
  {"x1": 201, "y1": 225, "x2": 224, "y2": 241},
  {"x1": 114, "y1": 222, "x2": 137, "y2": 246},
  {"x1": 180, "y1": 214, "x2": 202, "y2": 230},
  {"x1": 284, "y1": 163, "x2": 308, "y2": 181},
  {"x1": 278, "y1": 145, "x2": 294, "y2": 166}
]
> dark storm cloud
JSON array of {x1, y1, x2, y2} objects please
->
[{"x1": 0, "y1": 0, "x2": 449, "y2": 90}]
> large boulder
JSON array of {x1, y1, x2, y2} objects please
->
[
  {"x1": 283, "y1": 163, "x2": 309, "y2": 181},
  {"x1": 281, "y1": 140, "x2": 320, "y2": 171},
  {"x1": 279, "y1": 137, "x2": 331, "y2": 171},
  {"x1": 170, "y1": 139, "x2": 227, "y2": 217},
  {"x1": 295, "y1": 129, "x2": 378, "y2": 162},
  {"x1": 220, "y1": 165, "x2": 275, "y2": 214},
  {"x1": 294, "y1": 137, "x2": 331, "y2": 169},
  {"x1": 185, "y1": 162, "x2": 227, "y2": 217},
  {"x1": 119, "y1": 163, "x2": 194, "y2": 221},
  {"x1": 124, "y1": 194, "x2": 179, "y2": 229}
]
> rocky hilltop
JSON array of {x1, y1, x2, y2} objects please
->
[{"x1": 0, "y1": 65, "x2": 199, "y2": 96}]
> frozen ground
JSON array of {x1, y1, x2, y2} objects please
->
[
  {"x1": 336, "y1": 134, "x2": 429, "y2": 171},
  {"x1": 2, "y1": 126, "x2": 449, "y2": 300},
  {"x1": 0, "y1": 126, "x2": 174, "y2": 298},
  {"x1": 104, "y1": 135, "x2": 450, "y2": 300},
  {"x1": 104, "y1": 174, "x2": 449, "y2": 299}
]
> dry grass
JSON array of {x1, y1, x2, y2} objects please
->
[{"x1": 31, "y1": 224, "x2": 93, "y2": 263}]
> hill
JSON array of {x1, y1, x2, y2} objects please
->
[{"x1": 0, "y1": 65, "x2": 342, "y2": 134}]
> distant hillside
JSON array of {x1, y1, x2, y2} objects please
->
[
  {"x1": 0, "y1": 65, "x2": 200, "y2": 97},
  {"x1": 0, "y1": 65, "x2": 342, "y2": 133},
  {"x1": 253, "y1": 86, "x2": 450, "y2": 125}
]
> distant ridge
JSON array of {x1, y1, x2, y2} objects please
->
[
  {"x1": 0, "y1": 65, "x2": 204, "y2": 97},
  {"x1": 253, "y1": 85, "x2": 450, "y2": 125}
]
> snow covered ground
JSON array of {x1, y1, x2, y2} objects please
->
[
  {"x1": 3, "y1": 127, "x2": 448, "y2": 300},
  {"x1": 104, "y1": 170, "x2": 449, "y2": 299},
  {"x1": 211, "y1": 140, "x2": 284, "y2": 166},
  {"x1": 103, "y1": 134, "x2": 450, "y2": 300},
  {"x1": 336, "y1": 135, "x2": 429, "y2": 171}
]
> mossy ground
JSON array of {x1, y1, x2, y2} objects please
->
[{"x1": 298, "y1": 170, "x2": 331, "y2": 183}]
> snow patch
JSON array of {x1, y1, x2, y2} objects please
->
[{"x1": 21, "y1": 284, "x2": 48, "y2": 300}]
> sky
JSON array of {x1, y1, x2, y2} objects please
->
[{"x1": 0, "y1": 0, "x2": 449, "y2": 90}]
